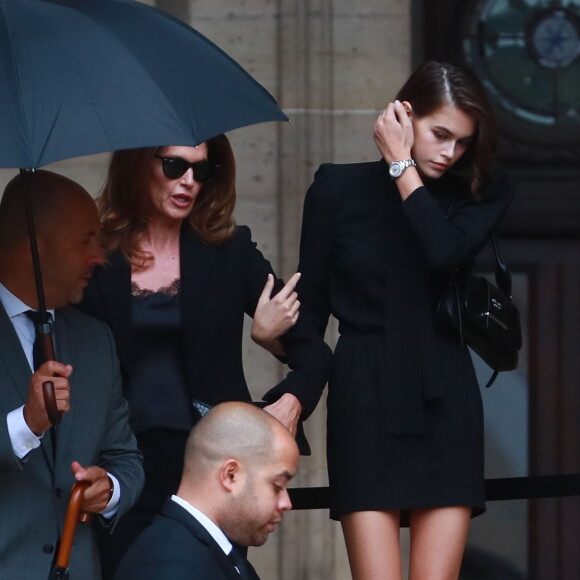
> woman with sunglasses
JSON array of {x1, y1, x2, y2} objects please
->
[
  {"x1": 78, "y1": 134, "x2": 331, "y2": 577},
  {"x1": 297, "y1": 61, "x2": 515, "y2": 579}
]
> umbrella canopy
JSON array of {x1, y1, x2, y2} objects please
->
[
  {"x1": 0, "y1": 0, "x2": 288, "y2": 169},
  {"x1": 0, "y1": 0, "x2": 288, "y2": 425}
]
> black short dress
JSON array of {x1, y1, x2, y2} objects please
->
[{"x1": 297, "y1": 160, "x2": 515, "y2": 520}]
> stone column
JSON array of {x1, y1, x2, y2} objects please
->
[
  {"x1": 274, "y1": 3, "x2": 341, "y2": 578},
  {"x1": 268, "y1": 1, "x2": 413, "y2": 578}
]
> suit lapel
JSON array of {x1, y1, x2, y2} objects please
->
[
  {"x1": 0, "y1": 302, "x2": 34, "y2": 402},
  {"x1": 94, "y1": 252, "x2": 132, "y2": 366},
  {"x1": 229, "y1": 545, "x2": 261, "y2": 580},
  {"x1": 92, "y1": 232, "x2": 216, "y2": 400},
  {"x1": 161, "y1": 500, "x2": 244, "y2": 580},
  {"x1": 244, "y1": 559, "x2": 261, "y2": 580},
  {"x1": 179, "y1": 225, "x2": 217, "y2": 399}
]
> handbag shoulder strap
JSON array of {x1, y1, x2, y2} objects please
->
[
  {"x1": 446, "y1": 198, "x2": 513, "y2": 300},
  {"x1": 491, "y1": 235, "x2": 512, "y2": 299}
]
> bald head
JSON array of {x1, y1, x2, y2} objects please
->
[
  {"x1": 183, "y1": 402, "x2": 295, "y2": 481},
  {"x1": 178, "y1": 402, "x2": 299, "y2": 547},
  {"x1": 0, "y1": 170, "x2": 93, "y2": 249},
  {"x1": 0, "y1": 170, "x2": 104, "y2": 309}
]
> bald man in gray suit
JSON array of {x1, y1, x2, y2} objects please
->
[{"x1": 0, "y1": 171, "x2": 143, "y2": 580}]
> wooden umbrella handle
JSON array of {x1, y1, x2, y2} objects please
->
[
  {"x1": 55, "y1": 481, "x2": 92, "y2": 569},
  {"x1": 38, "y1": 332, "x2": 62, "y2": 426},
  {"x1": 42, "y1": 381, "x2": 62, "y2": 426}
]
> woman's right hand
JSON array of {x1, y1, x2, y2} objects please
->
[
  {"x1": 373, "y1": 100, "x2": 414, "y2": 164},
  {"x1": 251, "y1": 272, "x2": 301, "y2": 348}
]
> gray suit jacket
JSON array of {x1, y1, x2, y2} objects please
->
[{"x1": 0, "y1": 303, "x2": 144, "y2": 580}]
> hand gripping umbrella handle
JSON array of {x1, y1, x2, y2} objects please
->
[
  {"x1": 42, "y1": 381, "x2": 62, "y2": 426},
  {"x1": 37, "y1": 331, "x2": 62, "y2": 426},
  {"x1": 55, "y1": 481, "x2": 92, "y2": 570}
]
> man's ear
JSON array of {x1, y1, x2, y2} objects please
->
[{"x1": 219, "y1": 459, "x2": 242, "y2": 493}]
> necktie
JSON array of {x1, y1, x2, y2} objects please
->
[
  {"x1": 24, "y1": 310, "x2": 58, "y2": 458},
  {"x1": 228, "y1": 545, "x2": 251, "y2": 578},
  {"x1": 24, "y1": 310, "x2": 53, "y2": 370}
]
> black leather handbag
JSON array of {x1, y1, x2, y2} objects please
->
[{"x1": 436, "y1": 236, "x2": 522, "y2": 387}]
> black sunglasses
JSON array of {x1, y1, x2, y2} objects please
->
[{"x1": 154, "y1": 154, "x2": 217, "y2": 182}]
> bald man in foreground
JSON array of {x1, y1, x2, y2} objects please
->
[
  {"x1": 0, "y1": 170, "x2": 143, "y2": 579},
  {"x1": 114, "y1": 402, "x2": 299, "y2": 580}
]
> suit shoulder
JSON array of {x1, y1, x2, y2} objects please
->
[
  {"x1": 116, "y1": 515, "x2": 228, "y2": 579},
  {"x1": 213, "y1": 225, "x2": 256, "y2": 254},
  {"x1": 58, "y1": 305, "x2": 111, "y2": 332},
  {"x1": 231, "y1": 224, "x2": 252, "y2": 241},
  {"x1": 183, "y1": 224, "x2": 255, "y2": 255},
  {"x1": 306, "y1": 160, "x2": 384, "y2": 209},
  {"x1": 313, "y1": 160, "x2": 382, "y2": 182}
]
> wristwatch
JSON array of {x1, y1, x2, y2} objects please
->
[{"x1": 389, "y1": 159, "x2": 416, "y2": 179}]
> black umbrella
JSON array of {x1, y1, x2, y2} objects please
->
[
  {"x1": 0, "y1": 0, "x2": 288, "y2": 424},
  {"x1": 0, "y1": 0, "x2": 287, "y2": 167}
]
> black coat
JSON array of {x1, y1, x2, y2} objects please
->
[
  {"x1": 79, "y1": 224, "x2": 331, "y2": 422},
  {"x1": 113, "y1": 500, "x2": 259, "y2": 580},
  {"x1": 297, "y1": 160, "x2": 515, "y2": 517}
]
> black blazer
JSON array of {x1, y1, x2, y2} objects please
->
[
  {"x1": 113, "y1": 499, "x2": 259, "y2": 580},
  {"x1": 78, "y1": 224, "x2": 331, "y2": 421},
  {"x1": 297, "y1": 161, "x2": 515, "y2": 433}
]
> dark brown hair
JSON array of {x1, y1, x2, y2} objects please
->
[
  {"x1": 98, "y1": 134, "x2": 237, "y2": 266},
  {"x1": 396, "y1": 60, "x2": 496, "y2": 194}
]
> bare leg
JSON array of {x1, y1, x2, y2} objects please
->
[
  {"x1": 408, "y1": 506, "x2": 471, "y2": 580},
  {"x1": 341, "y1": 510, "x2": 403, "y2": 580}
]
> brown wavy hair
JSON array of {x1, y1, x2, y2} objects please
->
[
  {"x1": 98, "y1": 134, "x2": 237, "y2": 266},
  {"x1": 396, "y1": 60, "x2": 497, "y2": 195}
]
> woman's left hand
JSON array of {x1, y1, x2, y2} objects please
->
[
  {"x1": 263, "y1": 393, "x2": 302, "y2": 437},
  {"x1": 251, "y1": 272, "x2": 301, "y2": 347},
  {"x1": 373, "y1": 100, "x2": 414, "y2": 164}
]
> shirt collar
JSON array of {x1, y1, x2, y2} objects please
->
[
  {"x1": 171, "y1": 495, "x2": 233, "y2": 555},
  {"x1": 0, "y1": 282, "x2": 55, "y2": 319}
]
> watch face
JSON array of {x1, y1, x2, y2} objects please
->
[
  {"x1": 460, "y1": 0, "x2": 580, "y2": 149},
  {"x1": 389, "y1": 162, "x2": 403, "y2": 178}
]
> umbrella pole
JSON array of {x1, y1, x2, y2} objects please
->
[
  {"x1": 20, "y1": 169, "x2": 49, "y2": 318},
  {"x1": 20, "y1": 169, "x2": 61, "y2": 425}
]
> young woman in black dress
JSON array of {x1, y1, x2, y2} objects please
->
[{"x1": 297, "y1": 61, "x2": 515, "y2": 579}]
